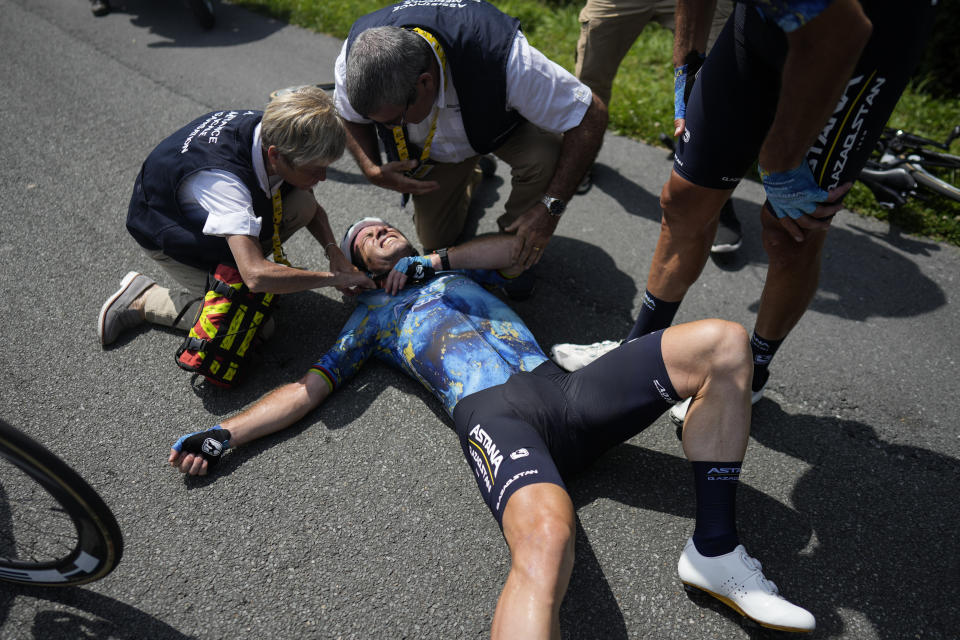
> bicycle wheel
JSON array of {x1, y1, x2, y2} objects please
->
[{"x1": 0, "y1": 419, "x2": 123, "y2": 586}]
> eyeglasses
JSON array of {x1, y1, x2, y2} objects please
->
[{"x1": 362, "y1": 103, "x2": 408, "y2": 128}]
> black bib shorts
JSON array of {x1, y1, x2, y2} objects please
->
[
  {"x1": 675, "y1": 1, "x2": 937, "y2": 193},
  {"x1": 452, "y1": 331, "x2": 681, "y2": 526}
]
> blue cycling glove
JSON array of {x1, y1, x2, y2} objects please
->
[
  {"x1": 758, "y1": 162, "x2": 830, "y2": 219},
  {"x1": 172, "y1": 426, "x2": 231, "y2": 468},
  {"x1": 392, "y1": 255, "x2": 436, "y2": 283}
]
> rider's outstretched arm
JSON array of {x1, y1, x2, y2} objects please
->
[
  {"x1": 222, "y1": 373, "x2": 332, "y2": 448},
  {"x1": 168, "y1": 373, "x2": 332, "y2": 476}
]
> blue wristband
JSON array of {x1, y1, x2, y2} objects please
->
[
  {"x1": 673, "y1": 65, "x2": 688, "y2": 121},
  {"x1": 758, "y1": 162, "x2": 830, "y2": 220}
]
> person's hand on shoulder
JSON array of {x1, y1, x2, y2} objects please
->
[{"x1": 336, "y1": 270, "x2": 377, "y2": 295}]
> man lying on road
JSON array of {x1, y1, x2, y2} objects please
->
[{"x1": 169, "y1": 218, "x2": 816, "y2": 636}]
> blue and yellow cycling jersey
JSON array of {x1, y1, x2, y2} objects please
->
[
  {"x1": 744, "y1": 0, "x2": 832, "y2": 32},
  {"x1": 309, "y1": 271, "x2": 549, "y2": 417}
]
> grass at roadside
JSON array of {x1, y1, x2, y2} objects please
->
[{"x1": 233, "y1": 0, "x2": 960, "y2": 246}]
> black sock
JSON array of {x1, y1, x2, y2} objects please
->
[
  {"x1": 750, "y1": 332, "x2": 784, "y2": 392},
  {"x1": 626, "y1": 290, "x2": 681, "y2": 341},
  {"x1": 691, "y1": 461, "x2": 741, "y2": 557}
]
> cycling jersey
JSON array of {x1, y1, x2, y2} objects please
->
[
  {"x1": 741, "y1": 0, "x2": 831, "y2": 32},
  {"x1": 310, "y1": 271, "x2": 549, "y2": 417}
]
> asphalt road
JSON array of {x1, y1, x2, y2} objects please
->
[{"x1": 1, "y1": 1, "x2": 958, "y2": 638}]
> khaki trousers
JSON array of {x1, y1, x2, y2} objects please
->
[
  {"x1": 576, "y1": 0, "x2": 732, "y2": 105},
  {"x1": 412, "y1": 121, "x2": 561, "y2": 252}
]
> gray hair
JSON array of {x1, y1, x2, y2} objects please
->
[
  {"x1": 260, "y1": 85, "x2": 345, "y2": 167},
  {"x1": 345, "y1": 26, "x2": 433, "y2": 117}
]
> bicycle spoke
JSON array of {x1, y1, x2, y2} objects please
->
[{"x1": 0, "y1": 465, "x2": 80, "y2": 566}]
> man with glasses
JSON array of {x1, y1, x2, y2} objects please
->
[{"x1": 331, "y1": 0, "x2": 608, "y2": 298}]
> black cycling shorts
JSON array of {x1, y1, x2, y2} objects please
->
[
  {"x1": 452, "y1": 331, "x2": 681, "y2": 526},
  {"x1": 675, "y1": 0, "x2": 937, "y2": 192}
]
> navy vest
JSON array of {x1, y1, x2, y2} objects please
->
[
  {"x1": 346, "y1": 0, "x2": 524, "y2": 156},
  {"x1": 126, "y1": 110, "x2": 279, "y2": 271}
]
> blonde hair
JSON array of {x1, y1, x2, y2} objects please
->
[{"x1": 261, "y1": 86, "x2": 346, "y2": 167}]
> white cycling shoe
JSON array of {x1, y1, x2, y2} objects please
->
[
  {"x1": 678, "y1": 538, "x2": 815, "y2": 632},
  {"x1": 670, "y1": 383, "x2": 766, "y2": 428},
  {"x1": 549, "y1": 340, "x2": 620, "y2": 371}
]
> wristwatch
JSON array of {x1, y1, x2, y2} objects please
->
[
  {"x1": 540, "y1": 194, "x2": 567, "y2": 218},
  {"x1": 436, "y1": 247, "x2": 451, "y2": 271}
]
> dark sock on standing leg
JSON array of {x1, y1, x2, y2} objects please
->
[
  {"x1": 626, "y1": 290, "x2": 681, "y2": 342},
  {"x1": 750, "y1": 332, "x2": 784, "y2": 392},
  {"x1": 691, "y1": 461, "x2": 741, "y2": 557}
]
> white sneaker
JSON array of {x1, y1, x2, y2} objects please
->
[
  {"x1": 677, "y1": 538, "x2": 815, "y2": 632},
  {"x1": 670, "y1": 383, "x2": 767, "y2": 428},
  {"x1": 549, "y1": 340, "x2": 620, "y2": 371}
]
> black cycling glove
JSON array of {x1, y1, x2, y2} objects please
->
[{"x1": 171, "y1": 426, "x2": 232, "y2": 468}]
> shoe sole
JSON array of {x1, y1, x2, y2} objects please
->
[
  {"x1": 710, "y1": 240, "x2": 742, "y2": 253},
  {"x1": 97, "y1": 271, "x2": 141, "y2": 346},
  {"x1": 682, "y1": 582, "x2": 813, "y2": 633},
  {"x1": 669, "y1": 403, "x2": 686, "y2": 428}
]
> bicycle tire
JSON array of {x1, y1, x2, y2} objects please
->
[
  {"x1": 908, "y1": 163, "x2": 960, "y2": 203},
  {"x1": 0, "y1": 419, "x2": 123, "y2": 586}
]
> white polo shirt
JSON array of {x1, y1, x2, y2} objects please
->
[
  {"x1": 177, "y1": 123, "x2": 284, "y2": 238},
  {"x1": 334, "y1": 31, "x2": 592, "y2": 163}
]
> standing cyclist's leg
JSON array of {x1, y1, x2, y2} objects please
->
[
  {"x1": 751, "y1": 0, "x2": 939, "y2": 388},
  {"x1": 631, "y1": 6, "x2": 782, "y2": 341},
  {"x1": 643, "y1": 174, "x2": 730, "y2": 297}
]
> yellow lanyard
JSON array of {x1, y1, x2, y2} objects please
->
[
  {"x1": 392, "y1": 28, "x2": 447, "y2": 170},
  {"x1": 271, "y1": 189, "x2": 291, "y2": 267}
]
